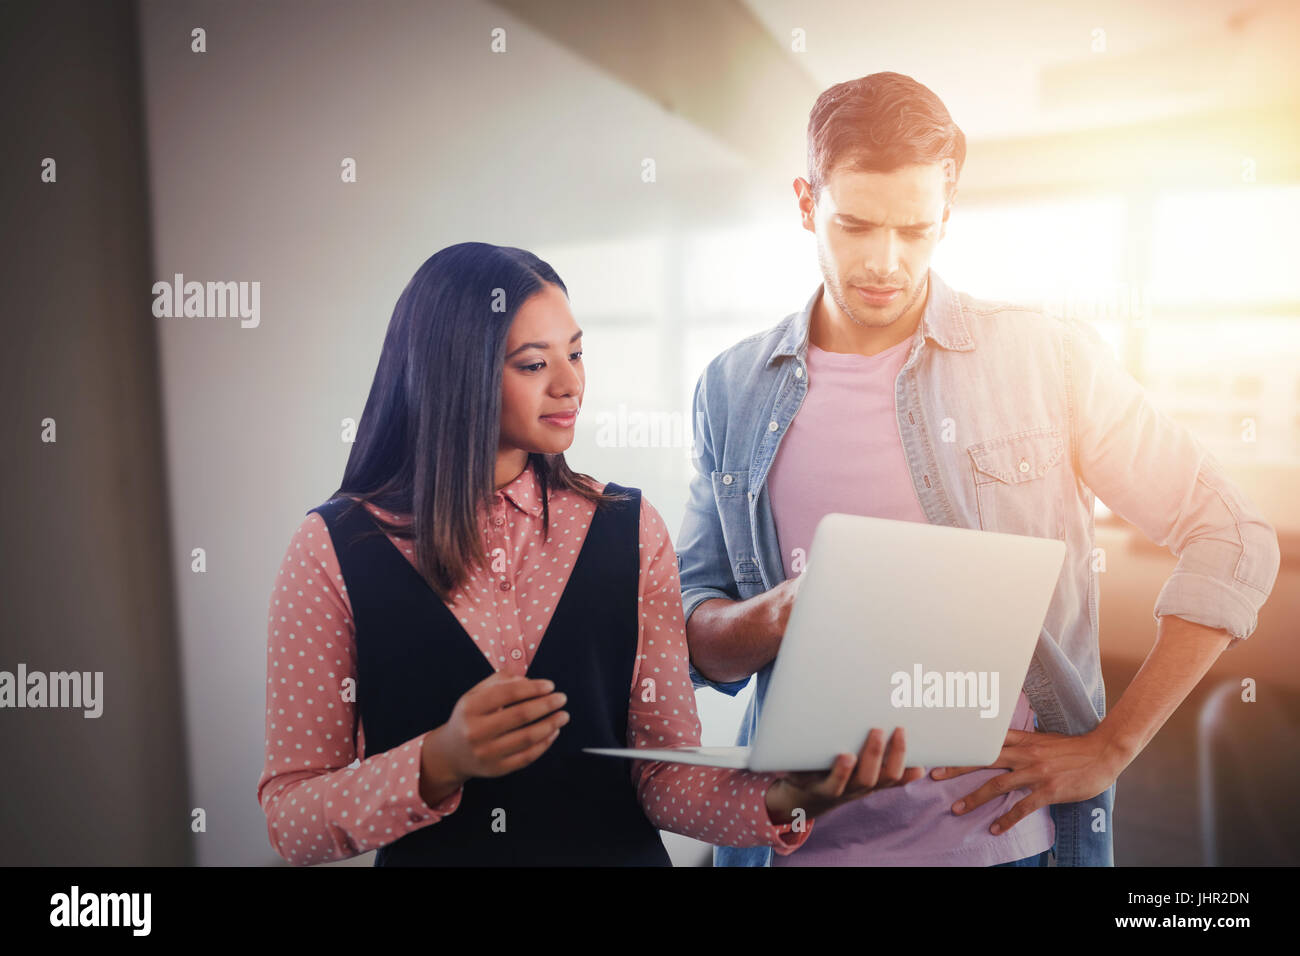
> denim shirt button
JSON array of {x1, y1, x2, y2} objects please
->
[
  {"x1": 722, "y1": 473, "x2": 733, "y2": 485},
  {"x1": 794, "y1": 366, "x2": 803, "y2": 378},
  {"x1": 768, "y1": 420, "x2": 778, "y2": 431}
]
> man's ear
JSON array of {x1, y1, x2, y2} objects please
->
[{"x1": 794, "y1": 177, "x2": 815, "y2": 231}]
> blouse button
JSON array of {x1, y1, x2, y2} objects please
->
[
  {"x1": 510, "y1": 648, "x2": 523, "y2": 661},
  {"x1": 1018, "y1": 458, "x2": 1031, "y2": 474},
  {"x1": 768, "y1": 420, "x2": 778, "y2": 431},
  {"x1": 721, "y1": 474, "x2": 733, "y2": 485},
  {"x1": 499, "y1": 580, "x2": 512, "y2": 591},
  {"x1": 494, "y1": 515, "x2": 505, "y2": 526}
]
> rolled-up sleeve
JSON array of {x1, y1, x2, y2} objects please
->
[
  {"x1": 677, "y1": 367, "x2": 753, "y2": 696},
  {"x1": 1065, "y1": 317, "x2": 1281, "y2": 643}
]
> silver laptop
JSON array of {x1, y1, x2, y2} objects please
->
[{"x1": 584, "y1": 513, "x2": 1066, "y2": 772}]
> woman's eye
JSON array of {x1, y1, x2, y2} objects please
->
[{"x1": 518, "y1": 352, "x2": 580, "y2": 373}]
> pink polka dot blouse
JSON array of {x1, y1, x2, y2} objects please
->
[{"x1": 256, "y1": 465, "x2": 815, "y2": 864}]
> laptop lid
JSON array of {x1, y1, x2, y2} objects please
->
[{"x1": 746, "y1": 513, "x2": 1066, "y2": 772}]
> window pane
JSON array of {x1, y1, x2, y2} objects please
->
[{"x1": 1149, "y1": 186, "x2": 1300, "y2": 307}]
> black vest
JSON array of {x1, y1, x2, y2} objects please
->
[{"x1": 307, "y1": 483, "x2": 671, "y2": 866}]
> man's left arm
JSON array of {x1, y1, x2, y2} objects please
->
[{"x1": 936, "y1": 317, "x2": 1282, "y2": 833}]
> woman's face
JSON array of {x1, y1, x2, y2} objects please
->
[{"x1": 498, "y1": 282, "x2": 584, "y2": 460}]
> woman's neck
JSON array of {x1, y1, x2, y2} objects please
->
[{"x1": 494, "y1": 452, "x2": 529, "y2": 490}]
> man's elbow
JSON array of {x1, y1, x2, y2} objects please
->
[
  {"x1": 686, "y1": 598, "x2": 752, "y2": 686},
  {"x1": 1240, "y1": 519, "x2": 1282, "y2": 602}
]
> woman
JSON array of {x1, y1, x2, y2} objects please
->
[{"x1": 256, "y1": 242, "x2": 920, "y2": 865}]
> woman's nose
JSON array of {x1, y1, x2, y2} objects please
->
[{"x1": 553, "y1": 364, "x2": 581, "y2": 396}]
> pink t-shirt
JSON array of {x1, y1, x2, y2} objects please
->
[{"x1": 767, "y1": 339, "x2": 1055, "y2": 866}]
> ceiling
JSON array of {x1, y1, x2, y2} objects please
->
[
  {"x1": 491, "y1": 0, "x2": 1300, "y2": 172},
  {"x1": 743, "y1": 0, "x2": 1300, "y2": 140}
]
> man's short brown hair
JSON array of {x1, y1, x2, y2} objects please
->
[{"x1": 807, "y1": 72, "x2": 966, "y2": 205}]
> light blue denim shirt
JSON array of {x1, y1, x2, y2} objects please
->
[{"x1": 676, "y1": 268, "x2": 1281, "y2": 867}]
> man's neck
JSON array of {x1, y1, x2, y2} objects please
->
[{"x1": 811, "y1": 275, "x2": 929, "y2": 357}]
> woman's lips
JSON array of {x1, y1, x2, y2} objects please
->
[
  {"x1": 856, "y1": 285, "x2": 901, "y2": 306},
  {"x1": 540, "y1": 411, "x2": 577, "y2": 427}
]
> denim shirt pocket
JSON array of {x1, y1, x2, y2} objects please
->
[
  {"x1": 966, "y1": 426, "x2": 1067, "y2": 541},
  {"x1": 711, "y1": 469, "x2": 764, "y2": 595}
]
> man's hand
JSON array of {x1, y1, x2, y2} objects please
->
[
  {"x1": 930, "y1": 615, "x2": 1234, "y2": 836},
  {"x1": 929, "y1": 726, "x2": 1128, "y2": 835},
  {"x1": 688, "y1": 571, "x2": 808, "y2": 685},
  {"x1": 764, "y1": 570, "x2": 806, "y2": 638}
]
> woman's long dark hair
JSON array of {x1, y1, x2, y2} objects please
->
[{"x1": 329, "y1": 242, "x2": 632, "y2": 602}]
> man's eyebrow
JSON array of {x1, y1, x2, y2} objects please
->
[
  {"x1": 505, "y1": 330, "x2": 583, "y2": 360},
  {"x1": 835, "y1": 214, "x2": 934, "y2": 229}
]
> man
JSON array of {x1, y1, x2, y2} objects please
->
[{"x1": 675, "y1": 71, "x2": 1281, "y2": 866}]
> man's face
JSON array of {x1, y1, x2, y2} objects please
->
[{"x1": 798, "y1": 162, "x2": 950, "y2": 330}]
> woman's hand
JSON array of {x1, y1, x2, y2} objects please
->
[
  {"x1": 419, "y1": 672, "x2": 569, "y2": 804},
  {"x1": 764, "y1": 727, "x2": 924, "y2": 827}
]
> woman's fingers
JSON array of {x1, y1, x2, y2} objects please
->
[
  {"x1": 849, "y1": 728, "x2": 887, "y2": 791},
  {"x1": 496, "y1": 726, "x2": 562, "y2": 774},
  {"x1": 838, "y1": 728, "x2": 921, "y2": 797},
  {"x1": 474, "y1": 691, "x2": 567, "y2": 740},
  {"x1": 478, "y1": 708, "x2": 570, "y2": 765},
  {"x1": 787, "y1": 754, "x2": 854, "y2": 804},
  {"x1": 468, "y1": 674, "x2": 557, "y2": 715},
  {"x1": 823, "y1": 753, "x2": 855, "y2": 798},
  {"x1": 877, "y1": 727, "x2": 908, "y2": 787}
]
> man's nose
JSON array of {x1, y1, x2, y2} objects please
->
[{"x1": 863, "y1": 230, "x2": 901, "y2": 278}]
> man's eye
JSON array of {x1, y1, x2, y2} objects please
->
[
  {"x1": 570, "y1": 350, "x2": 583, "y2": 361},
  {"x1": 842, "y1": 223, "x2": 927, "y2": 239}
]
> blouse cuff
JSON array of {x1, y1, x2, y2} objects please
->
[
  {"x1": 748, "y1": 772, "x2": 817, "y2": 854},
  {"x1": 405, "y1": 732, "x2": 463, "y2": 821}
]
